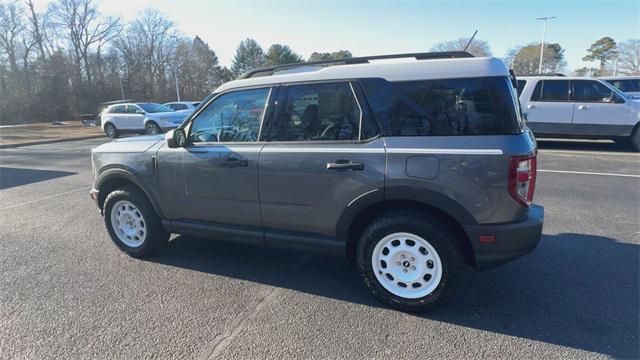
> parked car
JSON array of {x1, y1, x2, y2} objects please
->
[
  {"x1": 518, "y1": 76, "x2": 640, "y2": 150},
  {"x1": 90, "y1": 52, "x2": 544, "y2": 312},
  {"x1": 100, "y1": 102, "x2": 188, "y2": 138},
  {"x1": 600, "y1": 76, "x2": 640, "y2": 98},
  {"x1": 164, "y1": 101, "x2": 201, "y2": 113}
]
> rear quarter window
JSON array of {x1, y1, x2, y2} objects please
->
[{"x1": 360, "y1": 77, "x2": 522, "y2": 136}]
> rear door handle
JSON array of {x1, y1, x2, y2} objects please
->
[
  {"x1": 327, "y1": 159, "x2": 364, "y2": 171},
  {"x1": 221, "y1": 158, "x2": 248, "y2": 167},
  {"x1": 578, "y1": 105, "x2": 590, "y2": 110}
]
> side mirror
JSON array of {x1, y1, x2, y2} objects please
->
[
  {"x1": 165, "y1": 128, "x2": 186, "y2": 148},
  {"x1": 136, "y1": 109, "x2": 145, "y2": 114}
]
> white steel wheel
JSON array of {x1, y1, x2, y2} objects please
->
[
  {"x1": 371, "y1": 232, "x2": 443, "y2": 299},
  {"x1": 110, "y1": 200, "x2": 147, "y2": 248}
]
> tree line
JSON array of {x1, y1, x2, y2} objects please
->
[{"x1": 0, "y1": 0, "x2": 638, "y2": 125}]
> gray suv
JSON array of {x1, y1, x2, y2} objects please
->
[{"x1": 91, "y1": 52, "x2": 544, "y2": 311}]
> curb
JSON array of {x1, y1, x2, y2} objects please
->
[{"x1": 0, "y1": 134, "x2": 105, "y2": 149}]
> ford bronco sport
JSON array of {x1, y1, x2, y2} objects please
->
[{"x1": 91, "y1": 52, "x2": 544, "y2": 311}]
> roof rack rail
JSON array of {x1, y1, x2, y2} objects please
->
[{"x1": 239, "y1": 51, "x2": 474, "y2": 79}]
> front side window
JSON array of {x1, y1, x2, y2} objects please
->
[
  {"x1": 606, "y1": 79, "x2": 640, "y2": 93},
  {"x1": 269, "y1": 82, "x2": 361, "y2": 141},
  {"x1": 573, "y1": 80, "x2": 614, "y2": 102},
  {"x1": 189, "y1": 87, "x2": 270, "y2": 143},
  {"x1": 530, "y1": 80, "x2": 570, "y2": 102},
  {"x1": 126, "y1": 105, "x2": 141, "y2": 114}
]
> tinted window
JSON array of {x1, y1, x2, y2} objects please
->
[
  {"x1": 192, "y1": 102, "x2": 200, "y2": 107},
  {"x1": 112, "y1": 105, "x2": 126, "y2": 113},
  {"x1": 269, "y1": 82, "x2": 361, "y2": 141},
  {"x1": 531, "y1": 80, "x2": 570, "y2": 101},
  {"x1": 573, "y1": 80, "x2": 614, "y2": 102},
  {"x1": 137, "y1": 103, "x2": 172, "y2": 113},
  {"x1": 360, "y1": 77, "x2": 521, "y2": 136},
  {"x1": 125, "y1": 105, "x2": 141, "y2": 114},
  {"x1": 605, "y1": 79, "x2": 639, "y2": 93},
  {"x1": 189, "y1": 88, "x2": 270, "y2": 143},
  {"x1": 516, "y1": 80, "x2": 527, "y2": 96}
]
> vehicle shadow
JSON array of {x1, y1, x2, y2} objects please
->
[
  {"x1": 149, "y1": 232, "x2": 639, "y2": 358},
  {"x1": 0, "y1": 167, "x2": 76, "y2": 189},
  {"x1": 537, "y1": 138, "x2": 634, "y2": 153}
]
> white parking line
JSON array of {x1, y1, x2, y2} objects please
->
[
  {"x1": 538, "y1": 169, "x2": 640, "y2": 178},
  {"x1": 0, "y1": 187, "x2": 90, "y2": 211},
  {"x1": 539, "y1": 149, "x2": 639, "y2": 157}
]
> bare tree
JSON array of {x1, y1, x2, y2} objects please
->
[
  {"x1": 431, "y1": 37, "x2": 492, "y2": 57},
  {"x1": 617, "y1": 39, "x2": 640, "y2": 75},
  {"x1": 49, "y1": 0, "x2": 120, "y2": 84}
]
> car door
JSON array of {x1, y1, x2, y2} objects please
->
[
  {"x1": 156, "y1": 86, "x2": 274, "y2": 244},
  {"x1": 259, "y1": 81, "x2": 385, "y2": 244},
  {"x1": 107, "y1": 105, "x2": 126, "y2": 128},
  {"x1": 523, "y1": 79, "x2": 573, "y2": 134},
  {"x1": 571, "y1": 79, "x2": 629, "y2": 136},
  {"x1": 122, "y1": 104, "x2": 145, "y2": 130}
]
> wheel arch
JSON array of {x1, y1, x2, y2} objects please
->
[
  {"x1": 338, "y1": 186, "x2": 477, "y2": 267},
  {"x1": 95, "y1": 167, "x2": 165, "y2": 219}
]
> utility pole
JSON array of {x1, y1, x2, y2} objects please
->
[
  {"x1": 166, "y1": 62, "x2": 181, "y2": 102},
  {"x1": 118, "y1": 73, "x2": 125, "y2": 100},
  {"x1": 536, "y1": 16, "x2": 556, "y2": 74}
]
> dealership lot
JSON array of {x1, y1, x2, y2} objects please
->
[{"x1": 0, "y1": 138, "x2": 638, "y2": 359}]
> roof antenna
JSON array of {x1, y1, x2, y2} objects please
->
[{"x1": 463, "y1": 30, "x2": 478, "y2": 52}]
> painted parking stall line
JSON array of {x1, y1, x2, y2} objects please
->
[{"x1": 538, "y1": 169, "x2": 640, "y2": 178}]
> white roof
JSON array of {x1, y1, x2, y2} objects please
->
[
  {"x1": 599, "y1": 76, "x2": 640, "y2": 80},
  {"x1": 215, "y1": 57, "x2": 509, "y2": 93}
]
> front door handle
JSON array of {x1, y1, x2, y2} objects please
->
[
  {"x1": 221, "y1": 158, "x2": 248, "y2": 167},
  {"x1": 327, "y1": 159, "x2": 364, "y2": 171},
  {"x1": 527, "y1": 104, "x2": 537, "y2": 109},
  {"x1": 578, "y1": 105, "x2": 590, "y2": 110}
]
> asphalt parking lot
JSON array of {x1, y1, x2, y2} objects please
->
[{"x1": 0, "y1": 138, "x2": 638, "y2": 359}]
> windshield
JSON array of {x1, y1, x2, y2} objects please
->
[{"x1": 137, "y1": 103, "x2": 173, "y2": 113}]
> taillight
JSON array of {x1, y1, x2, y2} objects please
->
[{"x1": 508, "y1": 153, "x2": 537, "y2": 208}]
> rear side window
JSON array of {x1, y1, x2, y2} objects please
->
[
  {"x1": 360, "y1": 77, "x2": 521, "y2": 136},
  {"x1": 269, "y1": 82, "x2": 361, "y2": 141},
  {"x1": 112, "y1": 105, "x2": 126, "y2": 113},
  {"x1": 531, "y1": 80, "x2": 570, "y2": 101}
]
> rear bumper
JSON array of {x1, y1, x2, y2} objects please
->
[{"x1": 463, "y1": 204, "x2": 544, "y2": 270}]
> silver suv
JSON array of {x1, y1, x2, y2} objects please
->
[{"x1": 90, "y1": 52, "x2": 544, "y2": 311}]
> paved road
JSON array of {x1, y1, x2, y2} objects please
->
[{"x1": 0, "y1": 138, "x2": 638, "y2": 359}]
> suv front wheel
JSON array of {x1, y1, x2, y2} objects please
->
[
  {"x1": 103, "y1": 186, "x2": 169, "y2": 257},
  {"x1": 356, "y1": 210, "x2": 464, "y2": 312}
]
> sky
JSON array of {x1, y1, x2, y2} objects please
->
[{"x1": 32, "y1": 0, "x2": 639, "y2": 70}]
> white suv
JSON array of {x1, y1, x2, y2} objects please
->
[
  {"x1": 517, "y1": 76, "x2": 640, "y2": 150},
  {"x1": 101, "y1": 103, "x2": 189, "y2": 138}
]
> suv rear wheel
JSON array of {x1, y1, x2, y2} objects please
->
[
  {"x1": 356, "y1": 210, "x2": 464, "y2": 312},
  {"x1": 103, "y1": 186, "x2": 169, "y2": 257}
]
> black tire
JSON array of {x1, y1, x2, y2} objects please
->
[
  {"x1": 104, "y1": 122, "x2": 119, "y2": 138},
  {"x1": 630, "y1": 126, "x2": 640, "y2": 152},
  {"x1": 145, "y1": 121, "x2": 161, "y2": 135},
  {"x1": 103, "y1": 186, "x2": 169, "y2": 258},
  {"x1": 356, "y1": 210, "x2": 464, "y2": 312}
]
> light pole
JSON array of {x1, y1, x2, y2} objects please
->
[{"x1": 536, "y1": 16, "x2": 556, "y2": 74}]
